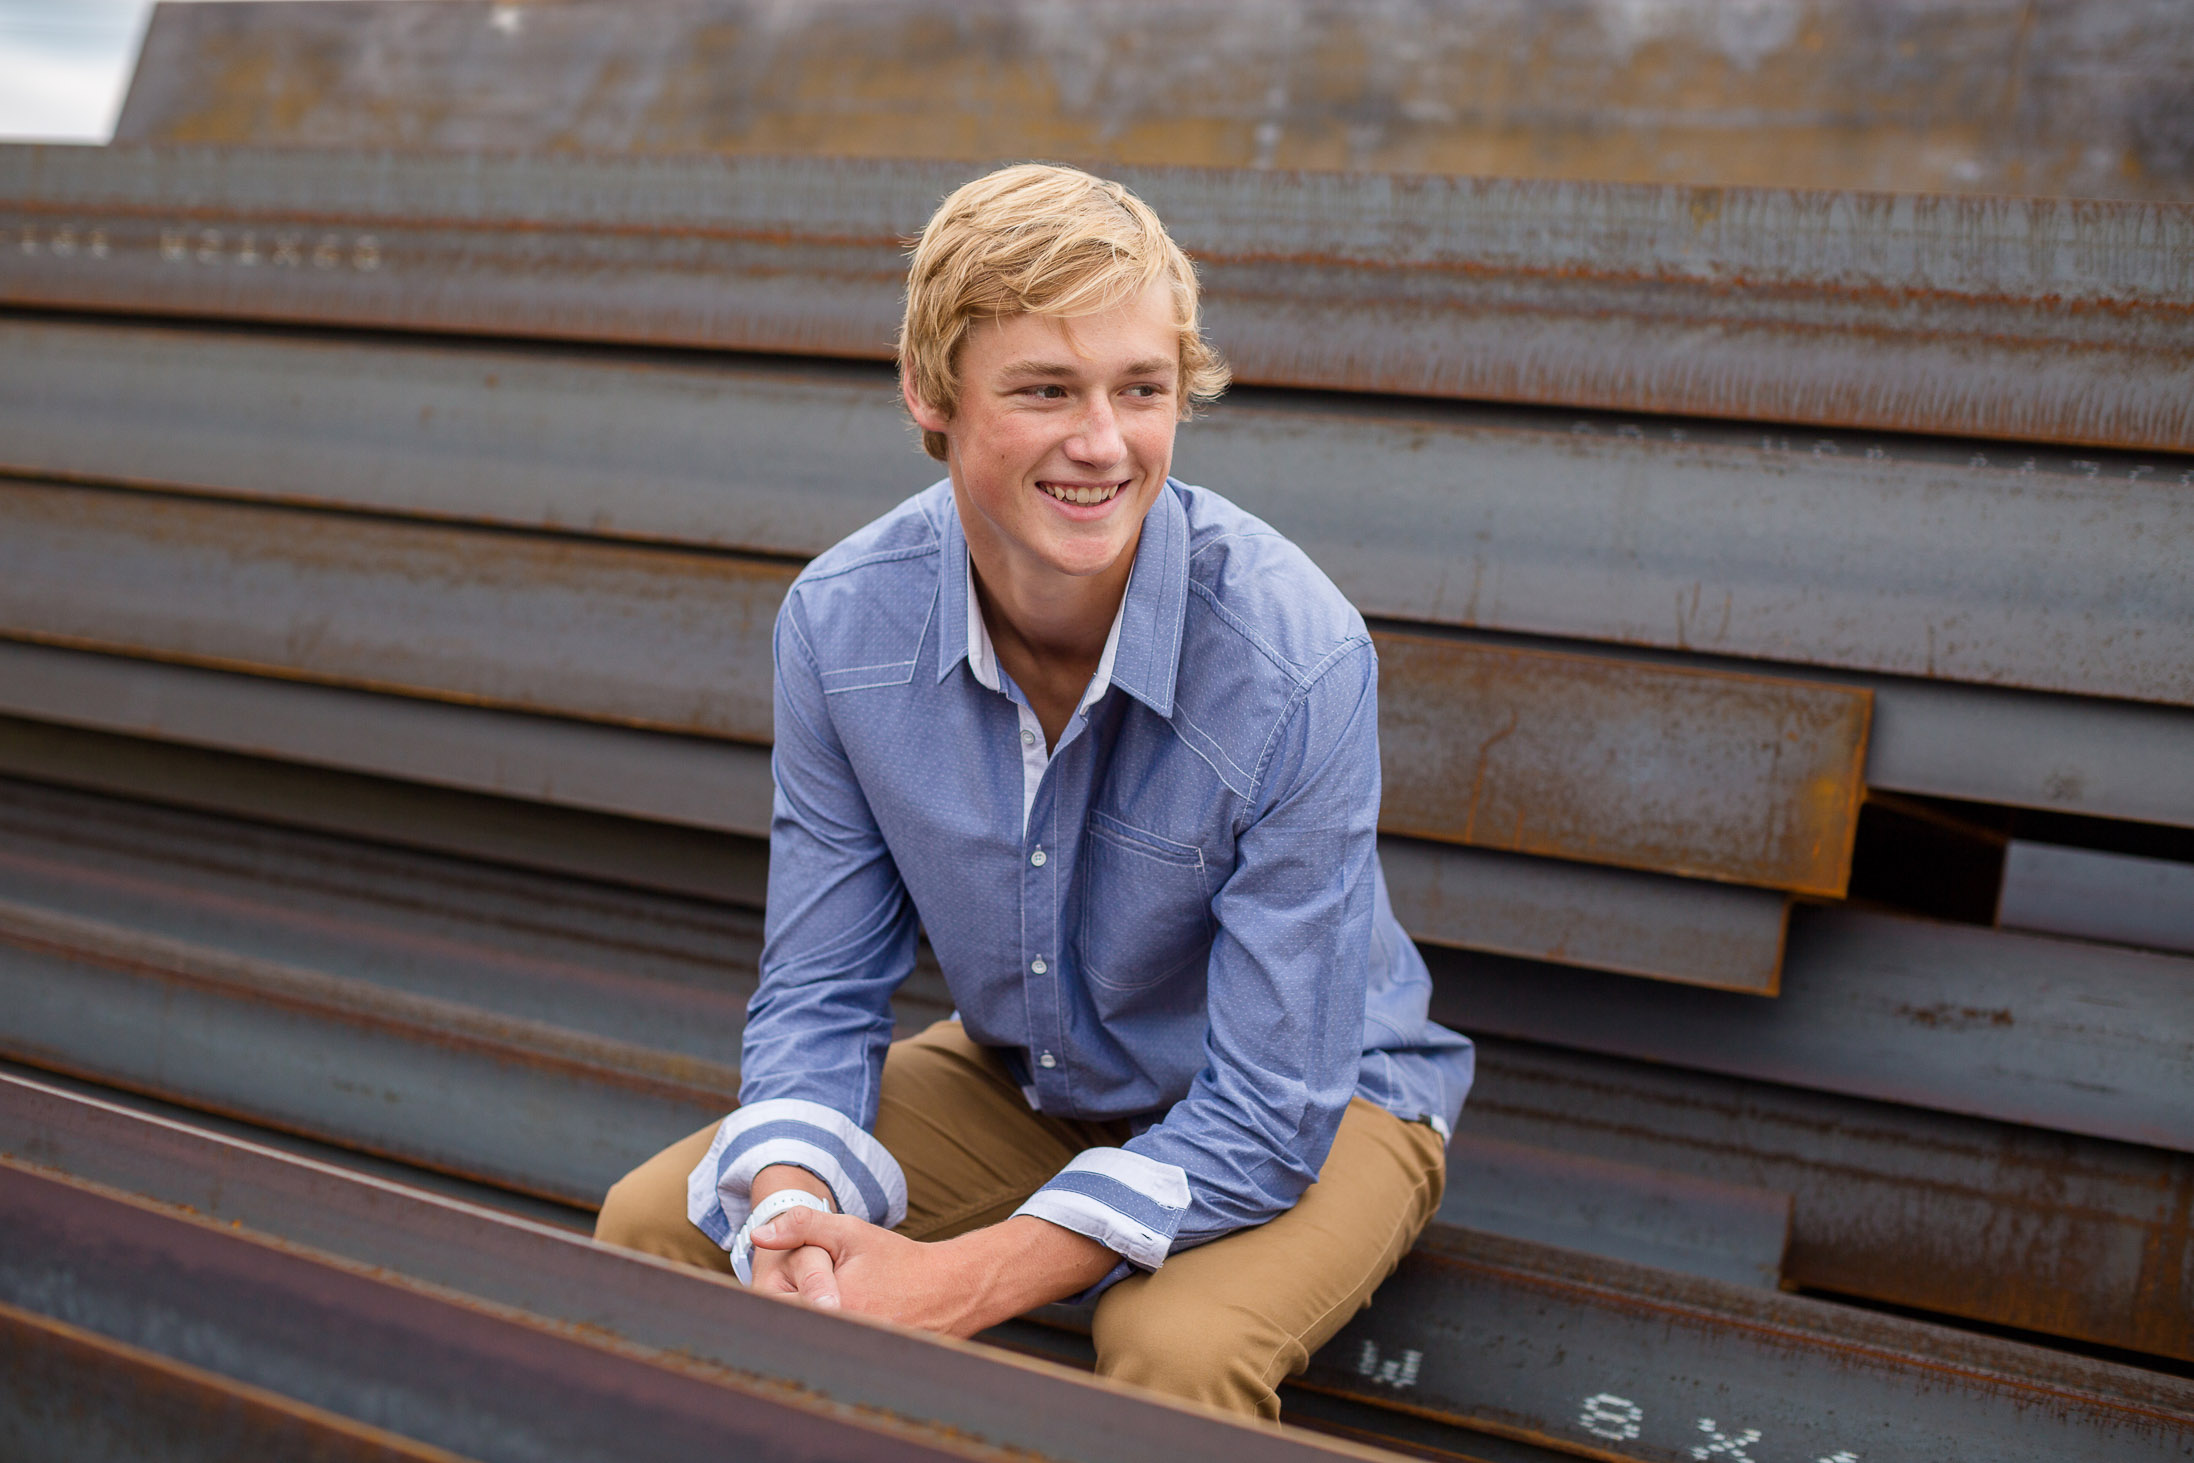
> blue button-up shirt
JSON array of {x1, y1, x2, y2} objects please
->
[{"x1": 690, "y1": 479, "x2": 1474, "y2": 1284}]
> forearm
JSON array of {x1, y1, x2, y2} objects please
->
[
  {"x1": 932, "y1": 1216, "x2": 1118, "y2": 1333},
  {"x1": 751, "y1": 1163, "x2": 836, "y2": 1210}
]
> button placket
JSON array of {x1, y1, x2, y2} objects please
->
[{"x1": 1020, "y1": 733, "x2": 1066, "y2": 1101}]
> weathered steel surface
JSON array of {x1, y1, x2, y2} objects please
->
[
  {"x1": 1375, "y1": 633, "x2": 1867, "y2": 895},
  {"x1": 1462, "y1": 1037, "x2": 2194, "y2": 1364},
  {"x1": 114, "y1": 0, "x2": 2194, "y2": 202},
  {"x1": 0, "y1": 1081, "x2": 1361, "y2": 1463},
  {"x1": 1430, "y1": 905, "x2": 2194, "y2": 1154},
  {"x1": 1379, "y1": 837, "x2": 1788, "y2": 993},
  {"x1": 0, "y1": 1161, "x2": 1179, "y2": 1463},
  {"x1": 1300, "y1": 1224, "x2": 2194, "y2": 1463},
  {"x1": 0, "y1": 480, "x2": 793, "y2": 743},
  {"x1": 12, "y1": 1073, "x2": 2194, "y2": 1463},
  {"x1": 5, "y1": 144, "x2": 2192, "y2": 453},
  {"x1": 9, "y1": 316, "x2": 2188, "y2": 713},
  {"x1": 1, "y1": 776, "x2": 2182, "y2": 1364},
  {"x1": 1997, "y1": 840, "x2": 2194, "y2": 956},
  {"x1": 0, "y1": 1301, "x2": 466, "y2": 1463},
  {"x1": 0, "y1": 640, "x2": 779, "y2": 837},
  {"x1": 1436, "y1": 1132, "x2": 1790, "y2": 1290},
  {"x1": 0, "y1": 482, "x2": 1868, "y2": 898},
  {"x1": 0, "y1": 715, "x2": 773, "y2": 909}
]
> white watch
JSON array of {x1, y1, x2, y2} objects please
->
[{"x1": 730, "y1": 1187, "x2": 832, "y2": 1284}]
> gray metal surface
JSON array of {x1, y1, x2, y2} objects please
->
[
  {"x1": 1997, "y1": 840, "x2": 2194, "y2": 955},
  {"x1": 112, "y1": 0, "x2": 2194, "y2": 201},
  {"x1": 1461, "y1": 1037, "x2": 2194, "y2": 1363},
  {"x1": 1436, "y1": 1132, "x2": 1790, "y2": 1290},
  {"x1": 0, "y1": 639, "x2": 778, "y2": 837},
  {"x1": 1431, "y1": 905, "x2": 2194, "y2": 1154},
  {"x1": 1379, "y1": 838, "x2": 1787, "y2": 994},
  {"x1": 5, "y1": 142, "x2": 2192, "y2": 454},
  {"x1": 1300, "y1": 1224, "x2": 2194, "y2": 1463},
  {"x1": 11, "y1": 1071, "x2": 2192, "y2": 1463},
  {"x1": 0, "y1": 1079, "x2": 1365, "y2": 1463},
  {"x1": 0, "y1": 1302, "x2": 462, "y2": 1463},
  {"x1": 7, "y1": 315, "x2": 2188, "y2": 712},
  {"x1": 3, "y1": 1159, "x2": 1244, "y2": 1463},
  {"x1": 0, "y1": 714, "x2": 771, "y2": 908},
  {"x1": 0, "y1": 479, "x2": 1873, "y2": 903},
  {"x1": 0, "y1": 478, "x2": 793, "y2": 744}
]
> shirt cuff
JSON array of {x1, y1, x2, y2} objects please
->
[
  {"x1": 1012, "y1": 1147, "x2": 1190, "y2": 1276},
  {"x1": 685, "y1": 1098, "x2": 908, "y2": 1250}
]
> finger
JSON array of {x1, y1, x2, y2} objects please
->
[
  {"x1": 748, "y1": 1247, "x2": 799, "y2": 1294},
  {"x1": 784, "y1": 1244, "x2": 840, "y2": 1309},
  {"x1": 752, "y1": 1207, "x2": 847, "y2": 1259}
]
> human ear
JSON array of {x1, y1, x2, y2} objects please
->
[{"x1": 901, "y1": 370, "x2": 951, "y2": 434}]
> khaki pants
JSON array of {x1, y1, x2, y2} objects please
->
[{"x1": 595, "y1": 1021, "x2": 1446, "y2": 1420}]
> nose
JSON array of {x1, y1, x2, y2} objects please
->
[{"x1": 1064, "y1": 395, "x2": 1125, "y2": 467}]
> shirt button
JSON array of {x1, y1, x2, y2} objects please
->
[
  {"x1": 1020, "y1": 727, "x2": 1037, "y2": 747},
  {"x1": 1038, "y1": 1051, "x2": 1058, "y2": 1069},
  {"x1": 1030, "y1": 847, "x2": 1047, "y2": 867},
  {"x1": 1030, "y1": 957, "x2": 1047, "y2": 975}
]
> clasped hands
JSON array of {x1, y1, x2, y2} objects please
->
[{"x1": 745, "y1": 1163, "x2": 1115, "y2": 1337}]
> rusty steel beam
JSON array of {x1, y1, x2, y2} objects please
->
[
  {"x1": 10, "y1": 1070, "x2": 2194, "y2": 1463},
  {"x1": 1431, "y1": 906, "x2": 2194, "y2": 1156},
  {"x1": 0, "y1": 478, "x2": 793, "y2": 744},
  {"x1": 2, "y1": 1158, "x2": 1338, "y2": 1463},
  {"x1": 0, "y1": 1301, "x2": 465, "y2": 1463},
  {"x1": 1461, "y1": 1037, "x2": 2194, "y2": 1365},
  {"x1": 111, "y1": 0, "x2": 2194, "y2": 203},
  {"x1": 4, "y1": 144, "x2": 2191, "y2": 454},
  {"x1": 0, "y1": 640, "x2": 779, "y2": 838},
  {"x1": 1376, "y1": 633, "x2": 1867, "y2": 896},
  {"x1": 1996, "y1": 840, "x2": 2194, "y2": 956},
  {"x1": 0, "y1": 1085, "x2": 1364, "y2": 1463},
  {"x1": 0, "y1": 772, "x2": 2186, "y2": 1354},
  {"x1": 1379, "y1": 838, "x2": 1788, "y2": 994},
  {"x1": 6, "y1": 316, "x2": 2187, "y2": 716},
  {"x1": 1435, "y1": 1133, "x2": 1791, "y2": 1291},
  {"x1": 0, "y1": 481, "x2": 1871, "y2": 898}
]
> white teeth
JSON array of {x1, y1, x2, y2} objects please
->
[{"x1": 1042, "y1": 482, "x2": 1120, "y2": 506}]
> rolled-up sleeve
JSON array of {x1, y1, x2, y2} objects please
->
[
  {"x1": 687, "y1": 592, "x2": 914, "y2": 1248},
  {"x1": 1014, "y1": 640, "x2": 1381, "y2": 1281}
]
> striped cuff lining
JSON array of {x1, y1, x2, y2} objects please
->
[
  {"x1": 685, "y1": 1098, "x2": 908, "y2": 1251},
  {"x1": 1013, "y1": 1147, "x2": 1189, "y2": 1273}
]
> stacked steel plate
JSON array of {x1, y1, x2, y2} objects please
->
[{"x1": 1, "y1": 3, "x2": 2190, "y2": 1460}]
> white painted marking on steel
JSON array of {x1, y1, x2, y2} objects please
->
[
  {"x1": 1691, "y1": 1417, "x2": 1763, "y2": 1460},
  {"x1": 1578, "y1": 1393, "x2": 1643, "y2": 1441},
  {"x1": 1354, "y1": 1340, "x2": 1421, "y2": 1389}
]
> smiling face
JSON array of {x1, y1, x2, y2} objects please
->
[{"x1": 906, "y1": 282, "x2": 1181, "y2": 591}]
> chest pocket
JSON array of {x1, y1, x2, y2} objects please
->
[{"x1": 1077, "y1": 810, "x2": 1216, "y2": 991}]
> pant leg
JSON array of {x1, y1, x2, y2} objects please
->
[
  {"x1": 593, "y1": 1119, "x2": 733, "y2": 1273},
  {"x1": 1089, "y1": 1098, "x2": 1447, "y2": 1422},
  {"x1": 594, "y1": 1021, "x2": 1116, "y2": 1265}
]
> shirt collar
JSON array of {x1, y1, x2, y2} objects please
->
[{"x1": 938, "y1": 480, "x2": 1187, "y2": 719}]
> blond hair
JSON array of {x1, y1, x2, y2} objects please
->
[{"x1": 898, "y1": 163, "x2": 1231, "y2": 461}]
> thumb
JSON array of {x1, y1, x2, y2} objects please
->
[{"x1": 752, "y1": 1205, "x2": 848, "y2": 1259}]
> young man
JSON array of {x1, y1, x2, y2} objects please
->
[{"x1": 595, "y1": 163, "x2": 1474, "y2": 1421}]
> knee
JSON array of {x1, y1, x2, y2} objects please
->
[
  {"x1": 592, "y1": 1168, "x2": 659, "y2": 1250},
  {"x1": 1093, "y1": 1284, "x2": 1296, "y2": 1422},
  {"x1": 594, "y1": 1161, "x2": 730, "y2": 1275}
]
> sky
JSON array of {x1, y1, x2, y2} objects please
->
[{"x1": 0, "y1": 0, "x2": 158, "y2": 141}]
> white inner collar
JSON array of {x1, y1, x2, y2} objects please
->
[{"x1": 965, "y1": 550, "x2": 1129, "y2": 717}]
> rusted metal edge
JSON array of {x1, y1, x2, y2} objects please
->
[
  {"x1": 1459, "y1": 1036, "x2": 2194, "y2": 1365},
  {"x1": 2, "y1": 143, "x2": 2189, "y2": 451},
  {"x1": 8, "y1": 1070, "x2": 2191, "y2": 1463},
  {"x1": 6, "y1": 315, "x2": 2183, "y2": 709},
  {"x1": 0, "y1": 1298, "x2": 472, "y2": 1463},
  {"x1": 1429, "y1": 904, "x2": 2194, "y2": 1156},
  {"x1": 0, "y1": 1078, "x2": 1389, "y2": 1463}
]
